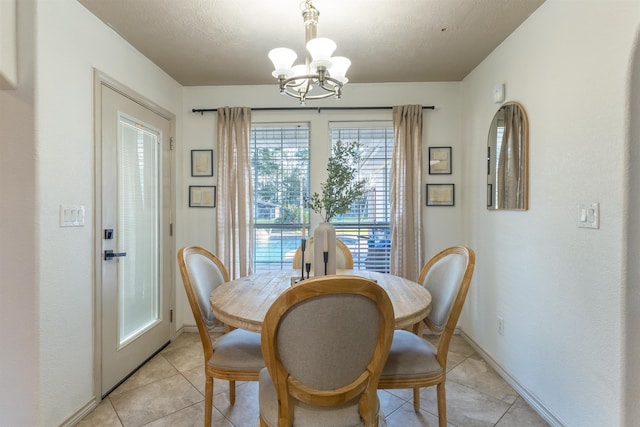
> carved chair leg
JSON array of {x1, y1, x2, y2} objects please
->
[
  {"x1": 437, "y1": 382, "x2": 447, "y2": 427},
  {"x1": 229, "y1": 379, "x2": 236, "y2": 405},
  {"x1": 412, "y1": 321, "x2": 423, "y2": 335},
  {"x1": 205, "y1": 375, "x2": 213, "y2": 427}
]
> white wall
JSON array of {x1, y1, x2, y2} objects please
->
[
  {"x1": 179, "y1": 83, "x2": 464, "y2": 325},
  {"x1": 34, "y1": 0, "x2": 182, "y2": 424},
  {"x1": 0, "y1": 0, "x2": 17, "y2": 88},
  {"x1": 10, "y1": 0, "x2": 640, "y2": 425},
  {"x1": 625, "y1": 21, "x2": 640, "y2": 427},
  {"x1": 0, "y1": 0, "x2": 36, "y2": 424},
  {"x1": 460, "y1": 1, "x2": 639, "y2": 426}
]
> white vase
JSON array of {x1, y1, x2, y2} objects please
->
[{"x1": 313, "y1": 222, "x2": 336, "y2": 276}]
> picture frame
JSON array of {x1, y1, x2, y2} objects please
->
[
  {"x1": 428, "y1": 146, "x2": 452, "y2": 175},
  {"x1": 189, "y1": 186, "x2": 216, "y2": 208},
  {"x1": 487, "y1": 184, "x2": 493, "y2": 208},
  {"x1": 426, "y1": 184, "x2": 455, "y2": 206},
  {"x1": 191, "y1": 149, "x2": 213, "y2": 177}
]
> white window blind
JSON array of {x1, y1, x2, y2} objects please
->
[
  {"x1": 250, "y1": 124, "x2": 309, "y2": 272},
  {"x1": 330, "y1": 122, "x2": 393, "y2": 273}
]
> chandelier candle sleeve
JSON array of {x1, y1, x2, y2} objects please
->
[
  {"x1": 323, "y1": 229, "x2": 328, "y2": 251},
  {"x1": 300, "y1": 238, "x2": 306, "y2": 281}
]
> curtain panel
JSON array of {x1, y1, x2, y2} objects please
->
[
  {"x1": 390, "y1": 105, "x2": 424, "y2": 280},
  {"x1": 216, "y1": 107, "x2": 254, "y2": 279}
]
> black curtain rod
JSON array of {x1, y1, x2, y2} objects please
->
[{"x1": 191, "y1": 105, "x2": 435, "y2": 115}]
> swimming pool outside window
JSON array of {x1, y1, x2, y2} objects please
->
[{"x1": 250, "y1": 124, "x2": 309, "y2": 272}]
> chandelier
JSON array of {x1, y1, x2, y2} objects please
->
[{"x1": 268, "y1": 0, "x2": 351, "y2": 104}]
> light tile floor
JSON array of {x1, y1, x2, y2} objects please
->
[{"x1": 77, "y1": 332, "x2": 549, "y2": 427}]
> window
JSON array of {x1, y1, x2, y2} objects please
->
[
  {"x1": 330, "y1": 123, "x2": 393, "y2": 273},
  {"x1": 250, "y1": 122, "x2": 393, "y2": 273},
  {"x1": 251, "y1": 124, "x2": 309, "y2": 272}
]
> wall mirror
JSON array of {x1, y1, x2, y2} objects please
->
[{"x1": 487, "y1": 101, "x2": 529, "y2": 210}]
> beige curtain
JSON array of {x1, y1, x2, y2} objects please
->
[
  {"x1": 497, "y1": 105, "x2": 526, "y2": 209},
  {"x1": 390, "y1": 105, "x2": 424, "y2": 280},
  {"x1": 216, "y1": 107, "x2": 253, "y2": 279}
]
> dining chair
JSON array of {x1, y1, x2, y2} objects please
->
[
  {"x1": 177, "y1": 246, "x2": 265, "y2": 427},
  {"x1": 292, "y1": 236, "x2": 354, "y2": 269},
  {"x1": 377, "y1": 246, "x2": 475, "y2": 427},
  {"x1": 259, "y1": 275, "x2": 395, "y2": 427}
]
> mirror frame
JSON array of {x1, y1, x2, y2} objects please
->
[{"x1": 486, "y1": 101, "x2": 529, "y2": 211}]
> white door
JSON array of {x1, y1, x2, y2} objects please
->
[{"x1": 99, "y1": 82, "x2": 173, "y2": 396}]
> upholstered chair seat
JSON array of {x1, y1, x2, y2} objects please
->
[
  {"x1": 209, "y1": 329, "x2": 264, "y2": 371},
  {"x1": 380, "y1": 330, "x2": 441, "y2": 379}
]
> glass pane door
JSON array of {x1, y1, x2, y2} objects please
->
[{"x1": 117, "y1": 115, "x2": 160, "y2": 347}]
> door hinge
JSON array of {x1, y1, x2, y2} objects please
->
[
  {"x1": 169, "y1": 137, "x2": 175, "y2": 151},
  {"x1": 169, "y1": 223, "x2": 173, "y2": 236},
  {"x1": 170, "y1": 309, "x2": 173, "y2": 323}
]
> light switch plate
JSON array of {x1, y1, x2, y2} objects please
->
[
  {"x1": 60, "y1": 204, "x2": 85, "y2": 227},
  {"x1": 578, "y1": 203, "x2": 599, "y2": 229}
]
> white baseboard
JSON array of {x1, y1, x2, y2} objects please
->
[
  {"x1": 60, "y1": 397, "x2": 97, "y2": 427},
  {"x1": 177, "y1": 325, "x2": 195, "y2": 334},
  {"x1": 459, "y1": 330, "x2": 565, "y2": 427}
]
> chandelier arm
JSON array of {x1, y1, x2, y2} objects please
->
[
  {"x1": 318, "y1": 76, "x2": 343, "y2": 91},
  {"x1": 279, "y1": 74, "x2": 343, "y2": 90},
  {"x1": 279, "y1": 74, "x2": 320, "y2": 87},
  {"x1": 282, "y1": 88, "x2": 336, "y2": 101}
]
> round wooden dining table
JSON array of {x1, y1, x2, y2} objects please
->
[{"x1": 210, "y1": 269, "x2": 432, "y2": 332}]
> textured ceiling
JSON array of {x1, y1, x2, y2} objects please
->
[{"x1": 77, "y1": 0, "x2": 545, "y2": 87}]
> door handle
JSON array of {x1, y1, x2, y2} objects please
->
[{"x1": 104, "y1": 250, "x2": 127, "y2": 261}]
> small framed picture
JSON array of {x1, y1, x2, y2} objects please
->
[
  {"x1": 426, "y1": 184, "x2": 454, "y2": 206},
  {"x1": 428, "y1": 146, "x2": 452, "y2": 175},
  {"x1": 487, "y1": 184, "x2": 493, "y2": 208},
  {"x1": 189, "y1": 186, "x2": 216, "y2": 208},
  {"x1": 191, "y1": 149, "x2": 213, "y2": 177}
]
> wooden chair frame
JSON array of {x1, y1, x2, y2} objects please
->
[
  {"x1": 377, "y1": 246, "x2": 475, "y2": 427},
  {"x1": 292, "y1": 236, "x2": 354, "y2": 269},
  {"x1": 178, "y1": 246, "x2": 263, "y2": 427},
  {"x1": 260, "y1": 276, "x2": 394, "y2": 427}
]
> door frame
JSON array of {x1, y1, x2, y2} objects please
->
[{"x1": 92, "y1": 70, "x2": 176, "y2": 400}]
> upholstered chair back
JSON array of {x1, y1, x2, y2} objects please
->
[
  {"x1": 420, "y1": 251, "x2": 468, "y2": 334},
  {"x1": 279, "y1": 294, "x2": 379, "y2": 389},
  {"x1": 183, "y1": 248, "x2": 229, "y2": 330},
  {"x1": 259, "y1": 275, "x2": 394, "y2": 427}
]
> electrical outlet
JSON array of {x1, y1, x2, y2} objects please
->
[{"x1": 497, "y1": 316, "x2": 504, "y2": 336}]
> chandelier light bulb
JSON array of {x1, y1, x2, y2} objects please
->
[
  {"x1": 268, "y1": 48, "x2": 297, "y2": 78},
  {"x1": 306, "y1": 37, "x2": 337, "y2": 71},
  {"x1": 328, "y1": 56, "x2": 351, "y2": 83}
]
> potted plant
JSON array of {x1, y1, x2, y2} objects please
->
[
  {"x1": 309, "y1": 140, "x2": 368, "y2": 222},
  {"x1": 308, "y1": 140, "x2": 367, "y2": 275}
]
